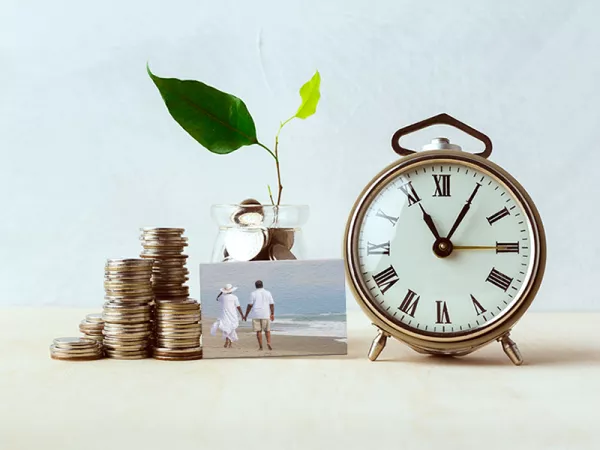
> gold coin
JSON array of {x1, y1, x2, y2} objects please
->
[
  {"x1": 104, "y1": 352, "x2": 150, "y2": 360},
  {"x1": 156, "y1": 332, "x2": 201, "y2": 339},
  {"x1": 103, "y1": 330, "x2": 152, "y2": 339},
  {"x1": 152, "y1": 346, "x2": 202, "y2": 354},
  {"x1": 102, "y1": 325, "x2": 152, "y2": 333},
  {"x1": 103, "y1": 297, "x2": 154, "y2": 305},
  {"x1": 270, "y1": 228, "x2": 295, "y2": 250},
  {"x1": 140, "y1": 227, "x2": 185, "y2": 233},
  {"x1": 50, "y1": 353, "x2": 103, "y2": 361},
  {"x1": 103, "y1": 302, "x2": 151, "y2": 311},
  {"x1": 156, "y1": 323, "x2": 202, "y2": 333},
  {"x1": 152, "y1": 353, "x2": 202, "y2": 361},
  {"x1": 104, "y1": 280, "x2": 152, "y2": 287},
  {"x1": 268, "y1": 243, "x2": 297, "y2": 260}
]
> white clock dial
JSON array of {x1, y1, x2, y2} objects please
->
[{"x1": 357, "y1": 160, "x2": 536, "y2": 336}]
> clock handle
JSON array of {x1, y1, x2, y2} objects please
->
[{"x1": 391, "y1": 113, "x2": 493, "y2": 159}]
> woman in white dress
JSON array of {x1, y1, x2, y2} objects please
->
[{"x1": 210, "y1": 284, "x2": 245, "y2": 348}]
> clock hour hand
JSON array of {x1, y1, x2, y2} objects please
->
[
  {"x1": 418, "y1": 203, "x2": 440, "y2": 239},
  {"x1": 446, "y1": 183, "x2": 482, "y2": 240}
]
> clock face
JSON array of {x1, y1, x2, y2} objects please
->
[{"x1": 351, "y1": 158, "x2": 538, "y2": 338}]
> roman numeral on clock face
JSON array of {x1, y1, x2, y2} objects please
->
[
  {"x1": 496, "y1": 242, "x2": 519, "y2": 253},
  {"x1": 486, "y1": 268, "x2": 513, "y2": 291},
  {"x1": 399, "y1": 181, "x2": 421, "y2": 206},
  {"x1": 367, "y1": 241, "x2": 390, "y2": 255},
  {"x1": 432, "y1": 174, "x2": 451, "y2": 197},
  {"x1": 487, "y1": 207, "x2": 510, "y2": 225},
  {"x1": 435, "y1": 300, "x2": 451, "y2": 324},
  {"x1": 372, "y1": 265, "x2": 399, "y2": 294},
  {"x1": 470, "y1": 294, "x2": 487, "y2": 316},
  {"x1": 375, "y1": 209, "x2": 399, "y2": 226},
  {"x1": 398, "y1": 289, "x2": 419, "y2": 317}
]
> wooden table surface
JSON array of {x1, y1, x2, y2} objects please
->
[{"x1": 1, "y1": 308, "x2": 598, "y2": 450}]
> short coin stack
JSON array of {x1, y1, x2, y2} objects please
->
[
  {"x1": 50, "y1": 337, "x2": 103, "y2": 361},
  {"x1": 154, "y1": 299, "x2": 202, "y2": 360},
  {"x1": 139, "y1": 227, "x2": 202, "y2": 360},
  {"x1": 79, "y1": 313, "x2": 105, "y2": 343},
  {"x1": 102, "y1": 258, "x2": 154, "y2": 359}
]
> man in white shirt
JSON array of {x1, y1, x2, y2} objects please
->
[{"x1": 244, "y1": 280, "x2": 275, "y2": 351}]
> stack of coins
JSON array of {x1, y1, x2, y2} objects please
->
[
  {"x1": 153, "y1": 299, "x2": 202, "y2": 360},
  {"x1": 223, "y1": 199, "x2": 297, "y2": 262},
  {"x1": 102, "y1": 259, "x2": 154, "y2": 359},
  {"x1": 140, "y1": 228, "x2": 190, "y2": 301},
  {"x1": 139, "y1": 228, "x2": 202, "y2": 361},
  {"x1": 79, "y1": 313, "x2": 105, "y2": 343},
  {"x1": 50, "y1": 337, "x2": 103, "y2": 361}
]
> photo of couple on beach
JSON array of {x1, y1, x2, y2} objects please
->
[{"x1": 200, "y1": 259, "x2": 347, "y2": 359}]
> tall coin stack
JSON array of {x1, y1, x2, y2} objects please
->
[
  {"x1": 102, "y1": 258, "x2": 154, "y2": 359},
  {"x1": 139, "y1": 228, "x2": 202, "y2": 361}
]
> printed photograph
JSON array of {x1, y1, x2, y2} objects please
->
[{"x1": 200, "y1": 259, "x2": 347, "y2": 359}]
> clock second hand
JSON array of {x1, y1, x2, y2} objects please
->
[{"x1": 453, "y1": 245, "x2": 495, "y2": 250}]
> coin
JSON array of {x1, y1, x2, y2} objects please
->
[
  {"x1": 51, "y1": 353, "x2": 103, "y2": 361},
  {"x1": 85, "y1": 314, "x2": 104, "y2": 324},
  {"x1": 232, "y1": 199, "x2": 264, "y2": 226},
  {"x1": 270, "y1": 228, "x2": 295, "y2": 249},
  {"x1": 53, "y1": 337, "x2": 98, "y2": 347},
  {"x1": 141, "y1": 227, "x2": 185, "y2": 233},
  {"x1": 224, "y1": 227, "x2": 268, "y2": 261},
  {"x1": 152, "y1": 353, "x2": 202, "y2": 361},
  {"x1": 153, "y1": 346, "x2": 202, "y2": 355},
  {"x1": 269, "y1": 243, "x2": 297, "y2": 260},
  {"x1": 104, "y1": 350, "x2": 150, "y2": 360}
]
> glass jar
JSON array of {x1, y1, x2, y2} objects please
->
[{"x1": 210, "y1": 204, "x2": 310, "y2": 262}]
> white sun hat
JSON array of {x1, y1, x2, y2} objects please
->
[{"x1": 220, "y1": 284, "x2": 238, "y2": 294}]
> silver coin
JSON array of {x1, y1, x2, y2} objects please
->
[{"x1": 223, "y1": 227, "x2": 268, "y2": 261}]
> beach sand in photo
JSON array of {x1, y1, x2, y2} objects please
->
[{"x1": 202, "y1": 318, "x2": 347, "y2": 359}]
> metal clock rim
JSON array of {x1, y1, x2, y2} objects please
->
[{"x1": 344, "y1": 150, "x2": 547, "y2": 352}]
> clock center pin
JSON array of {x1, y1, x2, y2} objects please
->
[{"x1": 433, "y1": 237, "x2": 454, "y2": 258}]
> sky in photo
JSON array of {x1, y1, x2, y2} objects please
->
[{"x1": 200, "y1": 259, "x2": 346, "y2": 318}]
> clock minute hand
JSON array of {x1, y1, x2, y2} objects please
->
[
  {"x1": 446, "y1": 183, "x2": 482, "y2": 240},
  {"x1": 418, "y1": 203, "x2": 440, "y2": 239}
]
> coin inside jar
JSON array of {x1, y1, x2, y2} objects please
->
[
  {"x1": 232, "y1": 199, "x2": 264, "y2": 226},
  {"x1": 223, "y1": 227, "x2": 269, "y2": 261},
  {"x1": 268, "y1": 243, "x2": 297, "y2": 260}
]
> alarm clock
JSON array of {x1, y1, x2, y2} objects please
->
[{"x1": 344, "y1": 113, "x2": 546, "y2": 365}]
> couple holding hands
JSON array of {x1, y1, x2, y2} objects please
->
[{"x1": 210, "y1": 280, "x2": 275, "y2": 350}]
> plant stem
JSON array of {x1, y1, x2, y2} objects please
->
[
  {"x1": 274, "y1": 135, "x2": 283, "y2": 205},
  {"x1": 267, "y1": 185, "x2": 275, "y2": 206},
  {"x1": 257, "y1": 140, "x2": 282, "y2": 205},
  {"x1": 257, "y1": 141, "x2": 277, "y2": 160}
]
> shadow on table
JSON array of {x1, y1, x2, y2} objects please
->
[{"x1": 370, "y1": 344, "x2": 600, "y2": 367}]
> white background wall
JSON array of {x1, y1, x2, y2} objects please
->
[{"x1": 1, "y1": 0, "x2": 599, "y2": 309}]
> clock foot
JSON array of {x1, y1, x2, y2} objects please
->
[
  {"x1": 499, "y1": 334, "x2": 523, "y2": 366},
  {"x1": 368, "y1": 329, "x2": 389, "y2": 361}
]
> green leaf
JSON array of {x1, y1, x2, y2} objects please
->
[
  {"x1": 294, "y1": 70, "x2": 321, "y2": 119},
  {"x1": 147, "y1": 65, "x2": 258, "y2": 154}
]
